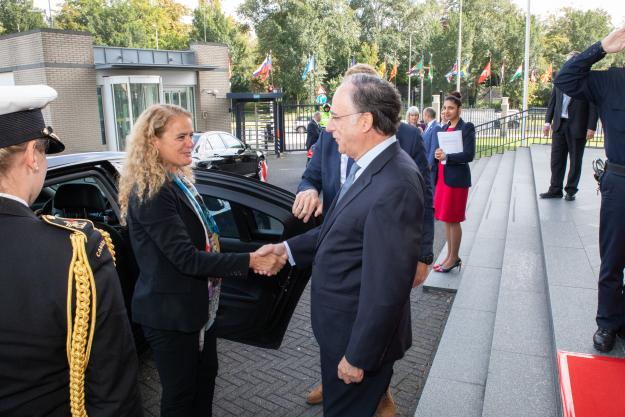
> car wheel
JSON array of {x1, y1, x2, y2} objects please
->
[{"x1": 296, "y1": 126, "x2": 306, "y2": 133}]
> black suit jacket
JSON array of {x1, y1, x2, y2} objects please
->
[
  {"x1": 545, "y1": 85, "x2": 598, "y2": 138},
  {"x1": 437, "y1": 118, "x2": 476, "y2": 188},
  {"x1": 0, "y1": 197, "x2": 142, "y2": 417},
  {"x1": 306, "y1": 119, "x2": 322, "y2": 150},
  {"x1": 298, "y1": 122, "x2": 434, "y2": 257},
  {"x1": 288, "y1": 142, "x2": 424, "y2": 371},
  {"x1": 128, "y1": 180, "x2": 250, "y2": 332}
]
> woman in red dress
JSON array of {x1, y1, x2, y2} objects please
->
[{"x1": 433, "y1": 92, "x2": 476, "y2": 273}]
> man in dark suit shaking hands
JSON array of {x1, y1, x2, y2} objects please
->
[
  {"x1": 258, "y1": 74, "x2": 425, "y2": 417},
  {"x1": 540, "y1": 51, "x2": 599, "y2": 201}
]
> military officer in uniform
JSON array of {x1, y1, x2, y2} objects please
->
[
  {"x1": 554, "y1": 27, "x2": 625, "y2": 352},
  {"x1": 0, "y1": 85, "x2": 143, "y2": 416}
]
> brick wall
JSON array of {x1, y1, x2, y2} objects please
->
[
  {"x1": 190, "y1": 42, "x2": 231, "y2": 133},
  {"x1": 0, "y1": 29, "x2": 103, "y2": 153}
]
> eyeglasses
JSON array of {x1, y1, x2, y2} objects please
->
[{"x1": 329, "y1": 112, "x2": 362, "y2": 121}]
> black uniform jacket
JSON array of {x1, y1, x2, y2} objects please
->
[
  {"x1": 0, "y1": 196, "x2": 142, "y2": 417},
  {"x1": 127, "y1": 180, "x2": 250, "y2": 333}
]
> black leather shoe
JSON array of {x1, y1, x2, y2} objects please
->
[
  {"x1": 564, "y1": 193, "x2": 576, "y2": 201},
  {"x1": 593, "y1": 327, "x2": 617, "y2": 352},
  {"x1": 539, "y1": 191, "x2": 563, "y2": 199}
]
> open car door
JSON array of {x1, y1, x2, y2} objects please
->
[{"x1": 193, "y1": 170, "x2": 318, "y2": 349}]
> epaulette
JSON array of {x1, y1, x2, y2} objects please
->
[{"x1": 41, "y1": 215, "x2": 116, "y2": 264}]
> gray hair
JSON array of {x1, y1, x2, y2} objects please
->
[
  {"x1": 313, "y1": 111, "x2": 321, "y2": 118},
  {"x1": 423, "y1": 107, "x2": 436, "y2": 119},
  {"x1": 343, "y1": 74, "x2": 401, "y2": 136}
]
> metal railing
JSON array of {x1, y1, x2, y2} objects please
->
[{"x1": 474, "y1": 108, "x2": 604, "y2": 159}]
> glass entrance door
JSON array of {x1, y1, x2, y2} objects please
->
[{"x1": 101, "y1": 76, "x2": 162, "y2": 151}]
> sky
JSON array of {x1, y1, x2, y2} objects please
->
[{"x1": 33, "y1": 0, "x2": 625, "y2": 27}]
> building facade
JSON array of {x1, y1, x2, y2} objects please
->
[{"x1": 0, "y1": 28, "x2": 231, "y2": 153}]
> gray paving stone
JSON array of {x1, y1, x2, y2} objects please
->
[
  {"x1": 465, "y1": 237, "x2": 505, "y2": 269},
  {"x1": 428, "y1": 307, "x2": 494, "y2": 385},
  {"x1": 452, "y1": 266, "x2": 502, "y2": 313},
  {"x1": 540, "y1": 220, "x2": 584, "y2": 248},
  {"x1": 543, "y1": 246, "x2": 596, "y2": 290},
  {"x1": 414, "y1": 377, "x2": 484, "y2": 417},
  {"x1": 499, "y1": 248, "x2": 546, "y2": 294},
  {"x1": 482, "y1": 350, "x2": 558, "y2": 417},
  {"x1": 491, "y1": 288, "x2": 552, "y2": 357}
]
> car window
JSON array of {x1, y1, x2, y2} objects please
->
[
  {"x1": 36, "y1": 175, "x2": 119, "y2": 226},
  {"x1": 198, "y1": 137, "x2": 212, "y2": 155},
  {"x1": 220, "y1": 133, "x2": 243, "y2": 149},
  {"x1": 202, "y1": 195, "x2": 284, "y2": 240},
  {"x1": 206, "y1": 134, "x2": 225, "y2": 150}
]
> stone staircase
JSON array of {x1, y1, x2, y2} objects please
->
[{"x1": 415, "y1": 144, "x2": 624, "y2": 417}]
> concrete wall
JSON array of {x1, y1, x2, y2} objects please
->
[
  {"x1": 190, "y1": 42, "x2": 231, "y2": 133},
  {"x1": 0, "y1": 29, "x2": 103, "y2": 153}
]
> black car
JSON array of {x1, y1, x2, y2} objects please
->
[
  {"x1": 192, "y1": 131, "x2": 267, "y2": 181},
  {"x1": 33, "y1": 152, "x2": 317, "y2": 349}
]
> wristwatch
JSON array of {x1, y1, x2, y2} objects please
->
[{"x1": 418, "y1": 253, "x2": 434, "y2": 265}]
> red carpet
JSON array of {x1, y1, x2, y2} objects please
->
[{"x1": 558, "y1": 351, "x2": 625, "y2": 417}]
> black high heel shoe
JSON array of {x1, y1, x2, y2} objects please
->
[{"x1": 436, "y1": 259, "x2": 462, "y2": 273}]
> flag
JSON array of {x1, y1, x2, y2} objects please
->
[
  {"x1": 530, "y1": 67, "x2": 537, "y2": 83},
  {"x1": 301, "y1": 55, "x2": 315, "y2": 81},
  {"x1": 428, "y1": 53, "x2": 433, "y2": 81},
  {"x1": 510, "y1": 64, "x2": 523, "y2": 82},
  {"x1": 459, "y1": 63, "x2": 469, "y2": 78},
  {"x1": 540, "y1": 63, "x2": 553, "y2": 84},
  {"x1": 477, "y1": 60, "x2": 491, "y2": 84},
  {"x1": 253, "y1": 55, "x2": 272, "y2": 82},
  {"x1": 389, "y1": 60, "x2": 398, "y2": 81},
  {"x1": 407, "y1": 56, "x2": 422, "y2": 77},
  {"x1": 445, "y1": 62, "x2": 458, "y2": 83},
  {"x1": 227, "y1": 55, "x2": 232, "y2": 80},
  {"x1": 378, "y1": 59, "x2": 387, "y2": 79},
  {"x1": 406, "y1": 64, "x2": 418, "y2": 77}
]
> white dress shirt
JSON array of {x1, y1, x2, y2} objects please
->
[{"x1": 0, "y1": 192, "x2": 28, "y2": 207}]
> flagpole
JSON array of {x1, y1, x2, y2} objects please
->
[
  {"x1": 456, "y1": 0, "x2": 463, "y2": 92},
  {"x1": 408, "y1": 34, "x2": 412, "y2": 108},
  {"x1": 521, "y1": 0, "x2": 530, "y2": 145},
  {"x1": 420, "y1": 74, "x2": 424, "y2": 113}
]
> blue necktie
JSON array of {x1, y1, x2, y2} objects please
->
[{"x1": 337, "y1": 162, "x2": 360, "y2": 202}]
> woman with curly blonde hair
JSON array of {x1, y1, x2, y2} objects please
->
[{"x1": 119, "y1": 104, "x2": 284, "y2": 417}]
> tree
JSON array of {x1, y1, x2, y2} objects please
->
[
  {"x1": 56, "y1": 0, "x2": 190, "y2": 49},
  {"x1": 239, "y1": 0, "x2": 360, "y2": 101},
  {"x1": 0, "y1": 0, "x2": 46, "y2": 34},
  {"x1": 191, "y1": 0, "x2": 255, "y2": 92}
]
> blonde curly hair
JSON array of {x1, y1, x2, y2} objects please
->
[{"x1": 118, "y1": 104, "x2": 194, "y2": 221}]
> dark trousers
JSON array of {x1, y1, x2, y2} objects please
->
[
  {"x1": 320, "y1": 350, "x2": 393, "y2": 417},
  {"x1": 549, "y1": 120, "x2": 587, "y2": 195},
  {"x1": 597, "y1": 171, "x2": 625, "y2": 331},
  {"x1": 143, "y1": 325, "x2": 218, "y2": 417}
]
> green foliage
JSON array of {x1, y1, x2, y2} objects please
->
[
  {"x1": 190, "y1": 0, "x2": 255, "y2": 92},
  {"x1": 56, "y1": 0, "x2": 190, "y2": 49},
  {"x1": 0, "y1": 0, "x2": 46, "y2": 34}
]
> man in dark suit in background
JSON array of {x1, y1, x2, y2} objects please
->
[
  {"x1": 306, "y1": 111, "x2": 322, "y2": 150},
  {"x1": 422, "y1": 107, "x2": 443, "y2": 192},
  {"x1": 259, "y1": 73, "x2": 424, "y2": 417},
  {"x1": 540, "y1": 51, "x2": 599, "y2": 201}
]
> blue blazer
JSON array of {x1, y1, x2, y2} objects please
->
[
  {"x1": 436, "y1": 118, "x2": 475, "y2": 188},
  {"x1": 298, "y1": 122, "x2": 434, "y2": 257},
  {"x1": 288, "y1": 142, "x2": 424, "y2": 371}
]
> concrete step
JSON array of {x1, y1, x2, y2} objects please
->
[
  {"x1": 530, "y1": 144, "x2": 625, "y2": 359},
  {"x1": 424, "y1": 153, "x2": 503, "y2": 292},
  {"x1": 470, "y1": 156, "x2": 490, "y2": 190},
  {"x1": 482, "y1": 147, "x2": 558, "y2": 417},
  {"x1": 415, "y1": 150, "x2": 515, "y2": 417}
]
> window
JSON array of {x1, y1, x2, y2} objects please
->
[
  {"x1": 220, "y1": 133, "x2": 243, "y2": 149},
  {"x1": 206, "y1": 134, "x2": 225, "y2": 150},
  {"x1": 96, "y1": 86, "x2": 106, "y2": 145},
  {"x1": 164, "y1": 87, "x2": 196, "y2": 128},
  {"x1": 203, "y1": 196, "x2": 238, "y2": 238}
]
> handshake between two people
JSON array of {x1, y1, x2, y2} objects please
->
[{"x1": 249, "y1": 242, "x2": 289, "y2": 276}]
